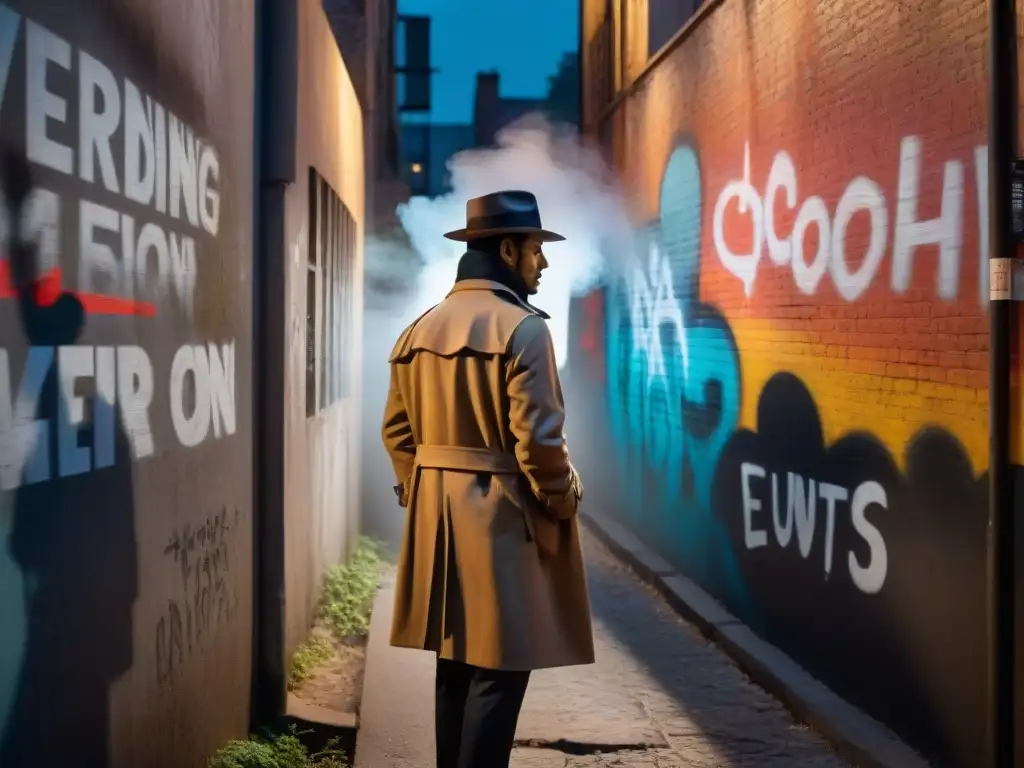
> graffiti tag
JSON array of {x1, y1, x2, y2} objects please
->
[
  {"x1": 0, "y1": 341, "x2": 237, "y2": 490},
  {"x1": 605, "y1": 143, "x2": 746, "y2": 596},
  {"x1": 713, "y1": 139, "x2": 988, "y2": 305},
  {"x1": 739, "y1": 464, "x2": 888, "y2": 594},
  {"x1": 155, "y1": 506, "x2": 240, "y2": 686}
]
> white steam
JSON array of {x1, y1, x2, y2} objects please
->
[{"x1": 393, "y1": 113, "x2": 631, "y2": 368}]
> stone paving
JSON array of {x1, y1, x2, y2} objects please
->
[{"x1": 510, "y1": 531, "x2": 849, "y2": 768}]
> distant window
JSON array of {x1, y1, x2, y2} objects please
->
[
  {"x1": 407, "y1": 159, "x2": 430, "y2": 196},
  {"x1": 307, "y1": 168, "x2": 357, "y2": 416},
  {"x1": 647, "y1": 0, "x2": 703, "y2": 57}
]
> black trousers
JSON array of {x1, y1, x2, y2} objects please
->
[{"x1": 435, "y1": 657, "x2": 531, "y2": 768}]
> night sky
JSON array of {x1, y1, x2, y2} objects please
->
[{"x1": 397, "y1": 0, "x2": 578, "y2": 124}]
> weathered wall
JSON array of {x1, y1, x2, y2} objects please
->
[
  {"x1": 573, "y1": 1, "x2": 1024, "y2": 766},
  {"x1": 283, "y1": 0, "x2": 365, "y2": 664},
  {"x1": 0, "y1": 0, "x2": 254, "y2": 767}
]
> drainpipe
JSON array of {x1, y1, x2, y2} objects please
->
[
  {"x1": 252, "y1": 0, "x2": 297, "y2": 728},
  {"x1": 986, "y1": 0, "x2": 1018, "y2": 764}
]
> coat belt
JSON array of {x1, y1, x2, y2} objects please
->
[
  {"x1": 409, "y1": 444, "x2": 535, "y2": 544},
  {"x1": 414, "y1": 445, "x2": 520, "y2": 474}
]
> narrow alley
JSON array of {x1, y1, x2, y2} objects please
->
[
  {"x1": 356, "y1": 529, "x2": 848, "y2": 768},
  {"x1": 0, "y1": 0, "x2": 1014, "y2": 766}
]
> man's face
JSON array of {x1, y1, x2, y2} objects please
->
[{"x1": 502, "y1": 235, "x2": 548, "y2": 295}]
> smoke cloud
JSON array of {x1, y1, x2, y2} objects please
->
[
  {"x1": 377, "y1": 113, "x2": 631, "y2": 366},
  {"x1": 360, "y1": 114, "x2": 631, "y2": 543}
]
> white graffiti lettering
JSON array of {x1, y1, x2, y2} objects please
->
[
  {"x1": 713, "y1": 139, "x2": 987, "y2": 305},
  {"x1": 170, "y1": 342, "x2": 236, "y2": 448},
  {"x1": 628, "y1": 238, "x2": 688, "y2": 386},
  {"x1": 6, "y1": 11, "x2": 221, "y2": 316},
  {"x1": 739, "y1": 462, "x2": 888, "y2": 594},
  {"x1": 0, "y1": 341, "x2": 236, "y2": 491}
]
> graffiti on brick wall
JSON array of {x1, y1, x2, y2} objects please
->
[
  {"x1": 604, "y1": 142, "x2": 747, "y2": 596},
  {"x1": 594, "y1": 129, "x2": 993, "y2": 765},
  {"x1": 713, "y1": 139, "x2": 989, "y2": 305},
  {"x1": 710, "y1": 371, "x2": 988, "y2": 765},
  {"x1": 155, "y1": 506, "x2": 240, "y2": 685},
  {"x1": 735, "y1": 460, "x2": 888, "y2": 594},
  {"x1": 602, "y1": 140, "x2": 913, "y2": 602}
]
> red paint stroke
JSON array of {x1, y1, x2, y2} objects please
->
[{"x1": 0, "y1": 259, "x2": 157, "y2": 317}]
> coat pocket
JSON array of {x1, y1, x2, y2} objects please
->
[
  {"x1": 502, "y1": 475, "x2": 563, "y2": 559},
  {"x1": 493, "y1": 474, "x2": 566, "y2": 553}
]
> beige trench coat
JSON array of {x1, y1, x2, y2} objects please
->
[{"x1": 381, "y1": 278, "x2": 595, "y2": 671}]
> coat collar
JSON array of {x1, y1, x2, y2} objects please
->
[{"x1": 447, "y1": 279, "x2": 551, "y2": 320}]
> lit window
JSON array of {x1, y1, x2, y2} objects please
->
[{"x1": 411, "y1": 162, "x2": 423, "y2": 174}]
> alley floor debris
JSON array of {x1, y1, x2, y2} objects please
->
[{"x1": 355, "y1": 529, "x2": 848, "y2": 768}]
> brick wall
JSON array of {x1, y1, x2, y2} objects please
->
[{"x1": 574, "y1": 0, "x2": 1023, "y2": 765}]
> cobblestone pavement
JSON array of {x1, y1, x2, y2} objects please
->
[{"x1": 511, "y1": 530, "x2": 849, "y2": 768}]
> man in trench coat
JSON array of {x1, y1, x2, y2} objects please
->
[{"x1": 382, "y1": 190, "x2": 595, "y2": 768}]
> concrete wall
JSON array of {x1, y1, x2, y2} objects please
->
[
  {"x1": 573, "y1": 0, "x2": 1024, "y2": 765},
  {"x1": 282, "y1": 0, "x2": 365, "y2": 664},
  {"x1": 0, "y1": 1, "x2": 255, "y2": 767},
  {"x1": 323, "y1": 0, "x2": 405, "y2": 236}
]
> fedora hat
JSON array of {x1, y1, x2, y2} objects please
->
[{"x1": 443, "y1": 190, "x2": 565, "y2": 242}]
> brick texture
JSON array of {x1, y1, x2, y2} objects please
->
[{"x1": 574, "y1": 1, "x2": 1023, "y2": 766}]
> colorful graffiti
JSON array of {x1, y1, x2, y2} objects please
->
[
  {"x1": 570, "y1": 0, "x2": 1012, "y2": 762},
  {"x1": 604, "y1": 142, "x2": 747, "y2": 602},
  {"x1": 589, "y1": 125, "x2": 996, "y2": 766}
]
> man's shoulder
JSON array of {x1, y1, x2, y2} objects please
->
[
  {"x1": 388, "y1": 305, "x2": 438, "y2": 362},
  {"x1": 507, "y1": 313, "x2": 552, "y2": 355},
  {"x1": 388, "y1": 287, "x2": 541, "y2": 362}
]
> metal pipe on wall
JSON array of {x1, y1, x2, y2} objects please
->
[
  {"x1": 986, "y1": 0, "x2": 1018, "y2": 764},
  {"x1": 252, "y1": 0, "x2": 298, "y2": 728}
]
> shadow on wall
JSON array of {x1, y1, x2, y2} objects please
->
[{"x1": 0, "y1": 150, "x2": 138, "y2": 767}]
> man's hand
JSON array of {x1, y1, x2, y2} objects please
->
[
  {"x1": 564, "y1": 436, "x2": 583, "y2": 503},
  {"x1": 393, "y1": 481, "x2": 409, "y2": 508},
  {"x1": 569, "y1": 462, "x2": 584, "y2": 504}
]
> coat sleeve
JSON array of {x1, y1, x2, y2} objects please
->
[
  {"x1": 381, "y1": 363, "x2": 416, "y2": 507},
  {"x1": 505, "y1": 314, "x2": 582, "y2": 520}
]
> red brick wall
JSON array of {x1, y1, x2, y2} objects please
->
[{"x1": 575, "y1": 0, "x2": 1024, "y2": 765}]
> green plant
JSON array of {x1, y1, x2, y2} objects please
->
[
  {"x1": 207, "y1": 727, "x2": 347, "y2": 768},
  {"x1": 289, "y1": 631, "x2": 335, "y2": 689},
  {"x1": 318, "y1": 537, "x2": 385, "y2": 639}
]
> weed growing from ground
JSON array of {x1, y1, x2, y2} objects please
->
[
  {"x1": 288, "y1": 631, "x2": 335, "y2": 690},
  {"x1": 317, "y1": 537, "x2": 385, "y2": 639},
  {"x1": 287, "y1": 537, "x2": 386, "y2": 689},
  {"x1": 206, "y1": 726, "x2": 347, "y2": 768},
  {"x1": 211, "y1": 540, "x2": 387, "y2": 765}
]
